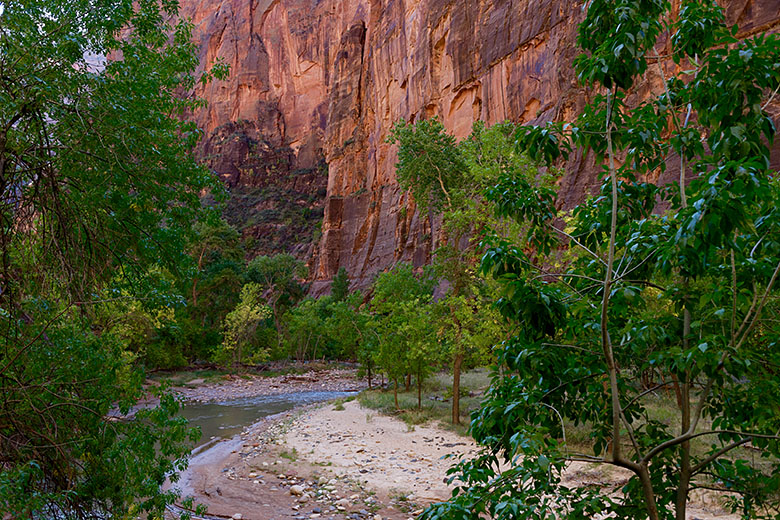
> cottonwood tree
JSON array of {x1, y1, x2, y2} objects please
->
[
  {"x1": 331, "y1": 266, "x2": 351, "y2": 302},
  {"x1": 0, "y1": 0, "x2": 225, "y2": 516},
  {"x1": 423, "y1": 1, "x2": 780, "y2": 519},
  {"x1": 370, "y1": 263, "x2": 436, "y2": 409},
  {"x1": 220, "y1": 283, "x2": 273, "y2": 366},
  {"x1": 389, "y1": 119, "x2": 525, "y2": 423}
]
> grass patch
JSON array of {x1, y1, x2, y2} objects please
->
[
  {"x1": 358, "y1": 368, "x2": 491, "y2": 435},
  {"x1": 331, "y1": 394, "x2": 356, "y2": 411},
  {"x1": 280, "y1": 447, "x2": 298, "y2": 461}
]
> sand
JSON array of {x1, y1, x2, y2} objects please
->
[
  {"x1": 283, "y1": 400, "x2": 477, "y2": 504},
  {"x1": 171, "y1": 373, "x2": 738, "y2": 520}
]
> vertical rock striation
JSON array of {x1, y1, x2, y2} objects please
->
[{"x1": 179, "y1": 0, "x2": 780, "y2": 290}]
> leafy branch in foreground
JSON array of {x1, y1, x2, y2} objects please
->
[
  {"x1": 424, "y1": 1, "x2": 780, "y2": 519},
  {"x1": 0, "y1": 0, "x2": 226, "y2": 516}
]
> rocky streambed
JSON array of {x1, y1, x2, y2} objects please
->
[
  {"x1": 167, "y1": 368, "x2": 736, "y2": 520},
  {"x1": 167, "y1": 368, "x2": 442, "y2": 520}
]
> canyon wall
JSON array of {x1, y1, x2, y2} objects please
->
[{"x1": 180, "y1": 0, "x2": 780, "y2": 292}]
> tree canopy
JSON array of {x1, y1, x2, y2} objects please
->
[
  {"x1": 0, "y1": 0, "x2": 226, "y2": 516},
  {"x1": 423, "y1": 2, "x2": 780, "y2": 520}
]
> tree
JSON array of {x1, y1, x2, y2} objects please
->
[
  {"x1": 423, "y1": 2, "x2": 780, "y2": 519},
  {"x1": 0, "y1": 0, "x2": 225, "y2": 516},
  {"x1": 331, "y1": 266, "x2": 351, "y2": 302},
  {"x1": 434, "y1": 293, "x2": 502, "y2": 423},
  {"x1": 389, "y1": 119, "x2": 525, "y2": 423},
  {"x1": 325, "y1": 291, "x2": 369, "y2": 361},
  {"x1": 247, "y1": 254, "x2": 307, "y2": 337},
  {"x1": 189, "y1": 218, "x2": 243, "y2": 310},
  {"x1": 371, "y1": 263, "x2": 436, "y2": 409},
  {"x1": 219, "y1": 283, "x2": 273, "y2": 366},
  {"x1": 401, "y1": 298, "x2": 440, "y2": 409},
  {"x1": 282, "y1": 297, "x2": 331, "y2": 362}
]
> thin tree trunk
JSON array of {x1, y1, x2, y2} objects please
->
[
  {"x1": 405, "y1": 373, "x2": 411, "y2": 391},
  {"x1": 676, "y1": 309, "x2": 692, "y2": 520},
  {"x1": 417, "y1": 370, "x2": 422, "y2": 410},
  {"x1": 394, "y1": 379, "x2": 399, "y2": 410},
  {"x1": 452, "y1": 353, "x2": 463, "y2": 424},
  {"x1": 605, "y1": 88, "x2": 659, "y2": 520}
]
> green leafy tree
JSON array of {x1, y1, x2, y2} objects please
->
[
  {"x1": 282, "y1": 297, "x2": 332, "y2": 362},
  {"x1": 370, "y1": 263, "x2": 436, "y2": 408},
  {"x1": 389, "y1": 119, "x2": 525, "y2": 423},
  {"x1": 189, "y1": 218, "x2": 243, "y2": 310},
  {"x1": 219, "y1": 283, "x2": 273, "y2": 366},
  {"x1": 331, "y1": 266, "x2": 351, "y2": 302},
  {"x1": 325, "y1": 291, "x2": 369, "y2": 361},
  {"x1": 247, "y1": 254, "x2": 307, "y2": 337},
  {"x1": 400, "y1": 298, "x2": 440, "y2": 409},
  {"x1": 434, "y1": 293, "x2": 502, "y2": 421},
  {"x1": 0, "y1": 0, "x2": 225, "y2": 516},
  {"x1": 424, "y1": 2, "x2": 780, "y2": 520}
]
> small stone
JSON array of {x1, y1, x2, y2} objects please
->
[
  {"x1": 312, "y1": 507, "x2": 322, "y2": 513},
  {"x1": 290, "y1": 485, "x2": 305, "y2": 496},
  {"x1": 334, "y1": 498, "x2": 350, "y2": 507},
  {"x1": 373, "y1": 516, "x2": 382, "y2": 520},
  {"x1": 297, "y1": 494, "x2": 310, "y2": 504},
  {"x1": 232, "y1": 515, "x2": 242, "y2": 520}
]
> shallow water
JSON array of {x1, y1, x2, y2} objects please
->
[{"x1": 179, "y1": 391, "x2": 354, "y2": 446}]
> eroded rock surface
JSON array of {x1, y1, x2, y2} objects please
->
[{"x1": 180, "y1": 0, "x2": 780, "y2": 290}]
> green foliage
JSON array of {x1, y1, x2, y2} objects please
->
[
  {"x1": 0, "y1": 311, "x2": 199, "y2": 517},
  {"x1": 282, "y1": 297, "x2": 333, "y2": 362},
  {"x1": 424, "y1": 3, "x2": 780, "y2": 520},
  {"x1": 325, "y1": 291, "x2": 370, "y2": 360},
  {"x1": 0, "y1": 0, "x2": 226, "y2": 514},
  {"x1": 219, "y1": 283, "x2": 273, "y2": 365},
  {"x1": 371, "y1": 264, "x2": 440, "y2": 408},
  {"x1": 390, "y1": 119, "x2": 529, "y2": 422},
  {"x1": 435, "y1": 293, "x2": 502, "y2": 371},
  {"x1": 331, "y1": 266, "x2": 351, "y2": 302},
  {"x1": 388, "y1": 118, "x2": 466, "y2": 213},
  {"x1": 247, "y1": 254, "x2": 307, "y2": 314}
]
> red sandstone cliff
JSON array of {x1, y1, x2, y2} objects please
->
[{"x1": 180, "y1": 0, "x2": 780, "y2": 292}]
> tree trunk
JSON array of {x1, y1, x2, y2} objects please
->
[
  {"x1": 405, "y1": 373, "x2": 411, "y2": 391},
  {"x1": 367, "y1": 362, "x2": 372, "y2": 389},
  {"x1": 676, "y1": 308, "x2": 692, "y2": 520},
  {"x1": 394, "y1": 379, "x2": 399, "y2": 410},
  {"x1": 452, "y1": 353, "x2": 463, "y2": 424},
  {"x1": 417, "y1": 371, "x2": 422, "y2": 410}
]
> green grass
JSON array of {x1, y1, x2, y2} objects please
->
[
  {"x1": 358, "y1": 368, "x2": 491, "y2": 435},
  {"x1": 280, "y1": 447, "x2": 298, "y2": 461},
  {"x1": 562, "y1": 389, "x2": 765, "y2": 473}
]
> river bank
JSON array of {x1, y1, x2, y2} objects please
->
[
  {"x1": 172, "y1": 366, "x2": 366, "y2": 403},
  {"x1": 170, "y1": 368, "x2": 737, "y2": 520}
]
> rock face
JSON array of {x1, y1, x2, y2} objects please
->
[{"x1": 180, "y1": 0, "x2": 780, "y2": 290}]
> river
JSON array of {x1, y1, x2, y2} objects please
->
[{"x1": 178, "y1": 390, "x2": 356, "y2": 447}]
